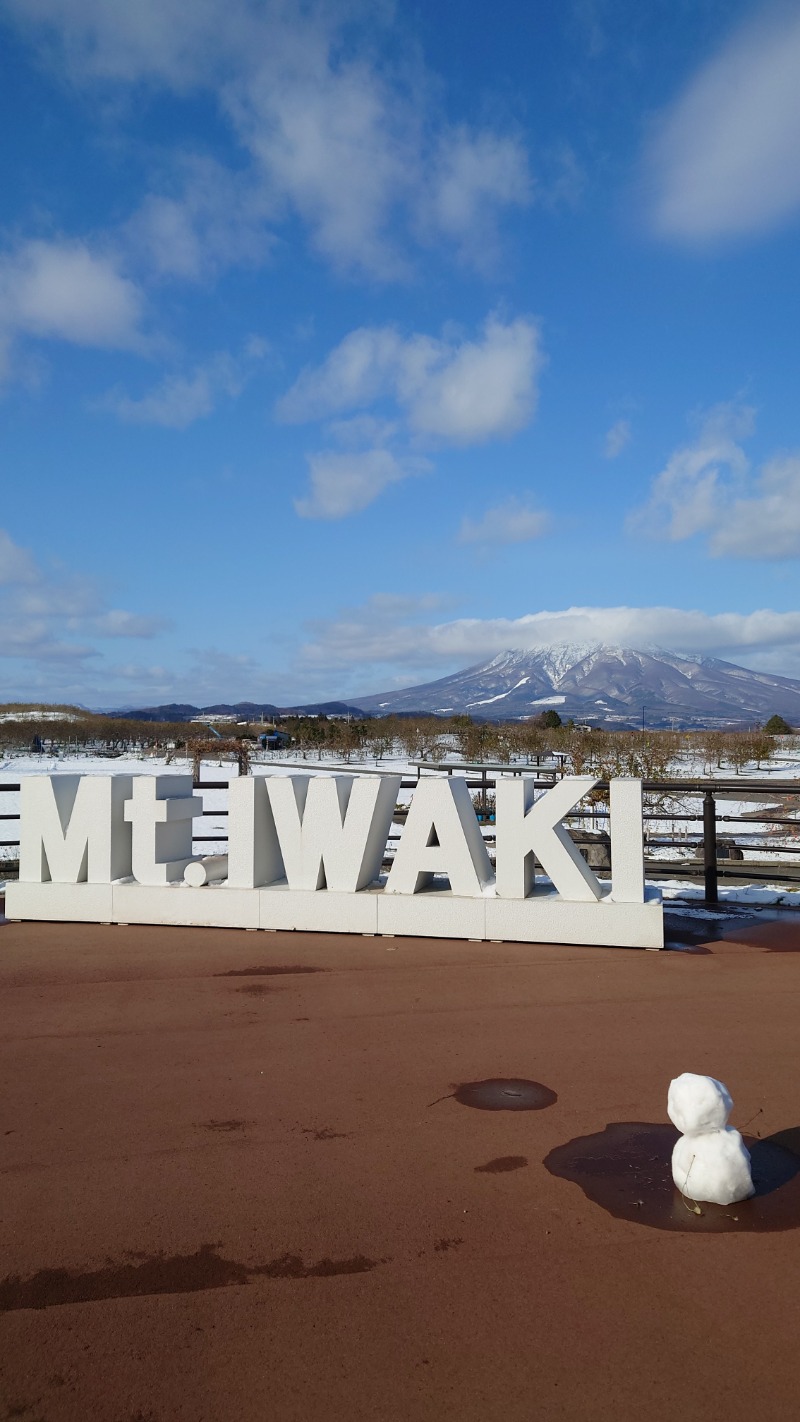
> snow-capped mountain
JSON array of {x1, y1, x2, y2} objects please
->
[{"x1": 350, "y1": 645, "x2": 800, "y2": 727}]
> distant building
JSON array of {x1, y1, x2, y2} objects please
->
[{"x1": 259, "y1": 730, "x2": 291, "y2": 749}]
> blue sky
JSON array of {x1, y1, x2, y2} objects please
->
[{"x1": 2, "y1": 0, "x2": 800, "y2": 707}]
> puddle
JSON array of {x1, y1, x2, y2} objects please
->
[
  {"x1": 452, "y1": 1079, "x2": 557, "y2": 1112},
  {"x1": 257, "y1": 1253, "x2": 382, "y2": 1279},
  {"x1": 664, "y1": 908, "x2": 799, "y2": 954},
  {"x1": 198, "y1": 1119, "x2": 249, "y2": 1133},
  {"x1": 544, "y1": 1122, "x2": 800, "y2": 1232},
  {"x1": 475, "y1": 1156, "x2": 529, "y2": 1173},
  {"x1": 216, "y1": 966, "x2": 326, "y2": 977},
  {"x1": 663, "y1": 911, "x2": 744, "y2": 953},
  {"x1": 0, "y1": 1243, "x2": 384, "y2": 1313}
]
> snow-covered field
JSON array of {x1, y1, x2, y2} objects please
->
[
  {"x1": 634, "y1": 749, "x2": 800, "y2": 878},
  {"x1": 2, "y1": 745, "x2": 800, "y2": 904}
]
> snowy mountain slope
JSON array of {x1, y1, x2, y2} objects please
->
[{"x1": 351, "y1": 644, "x2": 800, "y2": 726}]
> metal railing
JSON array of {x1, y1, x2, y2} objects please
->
[{"x1": 1, "y1": 773, "x2": 798, "y2": 906}]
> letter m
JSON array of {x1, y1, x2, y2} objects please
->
[{"x1": 18, "y1": 775, "x2": 133, "y2": 883}]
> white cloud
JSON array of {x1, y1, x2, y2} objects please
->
[
  {"x1": 0, "y1": 529, "x2": 38, "y2": 585},
  {"x1": 0, "y1": 238, "x2": 147, "y2": 376},
  {"x1": 279, "y1": 314, "x2": 543, "y2": 444},
  {"x1": 0, "y1": 239, "x2": 145, "y2": 349},
  {"x1": 408, "y1": 317, "x2": 542, "y2": 444},
  {"x1": 458, "y1": 497, "x2": 550, "y2": 546},
  {"x1": 710, "y1": 455, "x2": 800, "y2": 559},
  {"x1": 420, "y1": 127, "x2": 532, "y2": 266},
  {"x1": 604, "y1": 418, "x2": 631, "y2": 459},
  {"x1": 228, "y1": 47, "x2": 415, "y2": 278},
  {"x1": 0, "y1": 0, "x2": 255, "y2": 87},
  {"x1": 126, "y1": 156, "x2": 277, "y2": 281},
  {"x1": 282, "y1": 314, "x2": 543, "y2": 518},
  {"x1": 298, "y1": 600, "x2": 800, "y2": 684},
  {"x1": 630, "y1": 402, "x2": 800, "y2": 558},
  {"x1": 630, "y1": 401, "x2": 754, "y2": 542},
  {"x1": 0, "y1": 621, "x2": 93, "y2": 663},
  {"x1": 89, "y1": 610, "x2": 168, "y2": 638},
  {"x1": 100, "y1": 339, "x2": 267, "y2": 428},
  {"x1": 645, "y1": 7, "x2": 800, "y2": 241},
  {"x1": 0, "y1": 525, "x2": 166, "y2": 696},
  {"x1": 218, "y1": 34, "x2": 531, "y2": 276},
  {"x1": 295, "y1": 448, "x2": 429, "y2": 520},
  {"x1": 103, "y1": 645, "x2": 273, "y2": 708},
  {"x1": 278, "y1": 326, "x2": 402, "y2": 423},
  {"x1": 5, "y1": 1, "x2": 532, "y2": 278}
]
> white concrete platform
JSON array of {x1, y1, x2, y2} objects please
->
[
  {"x1": 486, "y1": 888, "x2": 663, "y2": 949},
  {"x1": 259, "y1": 884, "x2": 379, "y2": 933},
  {"x1": 113, "y1": 883, "x2": 260, "y2": 930},
  {"x1": 5, "y1": 881, "x2": 663, "y2": 948},
  {"x1": 377, "y1": 889, "x2": 486, "y2": 940},
  {"x1": 5, "y1": 880, "x2": 114, "y2": 923}
]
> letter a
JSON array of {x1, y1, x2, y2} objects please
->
[{"x1": 385, "y1": 778, "x2": 493, "y2": 897}]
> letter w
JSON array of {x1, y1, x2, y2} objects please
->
[{"x1": 266, "y1": 775, "x2": 399, "y2": 892}]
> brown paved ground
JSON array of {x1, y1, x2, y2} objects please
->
[{"x1": 2, "y1": 915, "x2": 800, "y2": 1421}]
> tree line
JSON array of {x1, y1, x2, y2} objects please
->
[{"x1": 0, "y1": 706, "x2": 793, "y2": 780}]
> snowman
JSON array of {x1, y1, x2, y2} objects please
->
[{"x1": 667, "y1": 1073, "x2": 755, "y2": 1207}]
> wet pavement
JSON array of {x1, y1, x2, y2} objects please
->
[
  {"x1": 544, "y1": 1121, "x2": 800, "y2": 1232},
  {"x1": 3, "y1": 915, "x2": 800, "y2": 1421},
  {"x1": 664, "y1": 902, "x2": 800, "y2": 951}
]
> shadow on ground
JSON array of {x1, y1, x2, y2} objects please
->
[{"x1": 544, "y1": 1121, "x2": 800, "y2": 1232}]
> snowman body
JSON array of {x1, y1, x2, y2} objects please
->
[{"x1": 668, "y1": 1073, "x2": 754, "y2": 1207}]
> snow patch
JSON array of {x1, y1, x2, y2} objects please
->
[
  {"x1": 0, "y1": 710, "x2": 82, "y2": 723},
  {"x1": 466, "y1": 677, "x2": 533, "y2": 708}
]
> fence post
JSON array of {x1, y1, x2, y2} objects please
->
[{"x1": 703, "y1": 790, "x2": 718, "y2": 905}]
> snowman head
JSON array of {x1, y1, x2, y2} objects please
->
[{"x1": 667, "y1": 1073, "x2": 733, "y2": 1135}]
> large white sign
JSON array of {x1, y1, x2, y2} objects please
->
[{"x1": 6, "y1": 773, "x2": 663, "y2": 948}]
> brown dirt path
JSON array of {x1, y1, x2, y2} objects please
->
[{"x1": 2, "y1": 919, "x2": 800, "y2": 1420}]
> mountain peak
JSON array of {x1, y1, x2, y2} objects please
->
[{"x1": 351, "y1": 643, "x2": 800, "y2": 727}]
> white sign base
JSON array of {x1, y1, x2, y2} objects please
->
[
  {"x1": 7, "y1": 771, "x2": 664, "y2": 949},
  {"x1": 5, "y1": 879, "x2": 664, "y2": 949}
]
